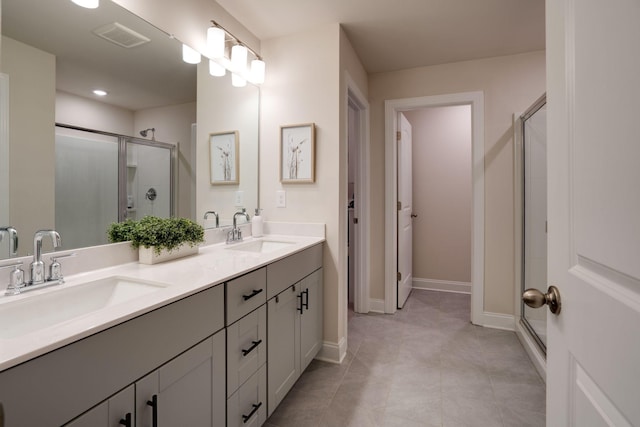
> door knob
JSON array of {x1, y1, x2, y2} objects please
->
[{"x1": 522, "y1": 286, "x2": 561, "y2": 315}]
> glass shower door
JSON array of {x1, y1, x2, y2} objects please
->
[
  {"x1": 521, "y1": 96, "x2": 547, "y2": 351},
  {"x1": 55, "y1": 127, "x2": 119, "y2": 250},
  {"x1": 122, "y1": 138, "x2": 175, "y2": 221}
]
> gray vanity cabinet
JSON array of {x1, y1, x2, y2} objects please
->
[
  {"x1": 266, "y1": 243, "x2": 323, "y2": 418},
  {"x1": 66, "y1": 385, "x2": 134, "y2": 427},
  {"x1": 135, "y1": 330, "x2": 226, "y2": 427},
  {"x1": 266, "y1": 268, "x2": 323, "y2": 416},
  {"x1": 225, "y1": 268, "x2": 268, "y2": 427}
]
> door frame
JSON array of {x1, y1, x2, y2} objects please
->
[
  {"x1": 384, "y1": 91, "x2": 484, "y2": 324},
  {"x1": 345, "y1": 73, "x2": 371, "y2": 314}
]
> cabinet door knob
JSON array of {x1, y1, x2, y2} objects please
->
[
  {"x1": 302, "y1": 288, "x2": 309, "y2": 310},
  {"x1": 297, "y1": 294, "x2": 304, "y2": 313}
]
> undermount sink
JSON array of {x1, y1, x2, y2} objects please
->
[
  {"x1": 0, "y1": 276, "x2": 168, "y2": 340},
  {"x1": 226, "y1": 239, "x2": 295, "y2": 254}
]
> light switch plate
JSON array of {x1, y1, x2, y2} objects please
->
[
  {"x1": 276, "y1": 190, "x2": 286, "y2": 208},
  {"x1": 235, "y1": 191, "x2": 244, "y2": 207}
]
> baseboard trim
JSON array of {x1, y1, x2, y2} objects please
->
[
  {"x1": 369, "y1": 298, "x2": 386, "y2": 314},
  {"x1": 315, "y1": 337, "x2": 347, "y2": 364},
  {"x1": 515, "y1": 320, "x2": 547, "y2": 382},
  {"x1": 479, "y1": 311, "x2": 516, "y2": 331},
  {"x1": 412, "y1": 278, "x2": 472, "y2": 294}
]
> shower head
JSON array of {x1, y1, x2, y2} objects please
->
[{"x1": 140, "y1": 128, "x2": 155, "y2": 138}]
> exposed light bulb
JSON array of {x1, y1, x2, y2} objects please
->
[
  {"x1": 71, "y1": 0, "x2": 99, "y2": 8},
  {"x1": 231, "y1": 73, "x2": 247, "y2": 88},
  {"x1": 231, "y1": 44, "x2": 248, "y2": 73},
  {"x1": 182, "y1": 44, "x2": 201, "y2": 64},
  {"x1": 209, "y1": 60, "x2": 226, "y2": 77},
  {"x1": 207, "y1": 26, "x2": 226, "y2": 59},
  {"x1": 250, "y1": 59, "x2": 265, "y2": 84}
]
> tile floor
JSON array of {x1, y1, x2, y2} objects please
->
[{"x1": 265, "y1": 289, "x2": 546, "y2": 427}]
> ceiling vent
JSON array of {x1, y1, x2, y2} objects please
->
[{"x1": 92, "y1": 22, "x2": 151, "y2": 48}]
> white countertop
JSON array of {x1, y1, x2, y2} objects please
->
[{"x1": 0, "y1": 234, "x2": 324, "y2": 371}]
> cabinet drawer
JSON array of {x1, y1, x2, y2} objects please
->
[
  {"x1": 226, "y1": 305, "x2": 266, "y2": 397},
  {"x1": 226, "y1": 364, "x2": 267, "y2": 427},
  {"x1": 226, "y1": 268, "x2": 267, "y2": 325},
  {"x1": 267, "y1": 243, "x2": 323, "y2": 299}
]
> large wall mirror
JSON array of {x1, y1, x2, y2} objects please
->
[{"x1": 0, "y1": 0, "x2": 259, "y2": 259}]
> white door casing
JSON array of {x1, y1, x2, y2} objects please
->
[
  {"x1": 397, "y1": 112, "x2": 413, "y2": 308},
  {"x1": 384, "y1": 92, "x2": 484, "y2": 322},
  {"x1": 546, "y1": 0, "x2": 640, "y2": 425}
]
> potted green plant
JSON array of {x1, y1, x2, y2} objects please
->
[{"x1": 107, "y1": 216, "x2": 205, "y2": 264}]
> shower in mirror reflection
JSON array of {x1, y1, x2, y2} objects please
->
[{"x1": 140, "y1": 128, "x2": 156, "y2": 141}]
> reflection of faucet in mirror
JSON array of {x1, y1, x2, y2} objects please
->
[
  {"x1": 0, "y1": 226, "x2": 19, "y2": 257},
  {"x1": 30, "y1": 230, "x2": 61, "y2": 285},
  {"x1": 227, "y1": 209, "x2": 251, "y2": 244},
  {"x1": 139, "y1": 128, "x2": 156, "y2": 141},
  {"x1": 204, "y1": 211, "x2": 220, "y2": 228}
]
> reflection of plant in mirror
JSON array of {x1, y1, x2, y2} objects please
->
[{"x1": 107, "y1": 216, "x2": 204, "y2": 255}]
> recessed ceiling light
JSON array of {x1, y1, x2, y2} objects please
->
[{"x1": 93, "y1": 89, "x2": 108, "y2": 96}]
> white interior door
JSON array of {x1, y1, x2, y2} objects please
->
[
  {"x1": 545, "y1": 0, "x2": 640, "y2": 425},
  {"x1": 397, "y1": 112, "x2": 413, "y2": 308}
]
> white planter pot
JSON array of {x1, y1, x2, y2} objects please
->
[{"x1": 138, "y1": 243, "x2": 199, "y2": 265}]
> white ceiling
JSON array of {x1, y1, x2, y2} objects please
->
[
  {"x1": 215, "y1": 0, "x2": 546, "y2": 73},
  {"x1": 2, "y1": 0, "x2": 196, "y2": 111}
]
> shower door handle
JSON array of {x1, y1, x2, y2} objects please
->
[{"x1": 522, "y1": 286, "x2": 561, "y2": 315}]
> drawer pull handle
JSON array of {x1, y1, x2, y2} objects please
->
[
  {"x1": 119, "y1": 413, "x2": 132, "y2": 427},
  {"x1": 242, "y1": 339, "x2": 263, "y2": 356},
  {"x1": 146, "y1": 394, "x2": 158, "y2": 427},
  {"x1": 243, "y1": 289, "x2": 263, "y2": 301},
  {"x1": 242, "y1": 402, "x2": 262, "y2": 423}
]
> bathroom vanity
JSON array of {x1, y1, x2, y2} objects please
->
[{"x1": 0, "y1": 231, "x2": 324, "y2": 427}]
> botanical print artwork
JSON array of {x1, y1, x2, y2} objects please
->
[
  {"x1": 210, "y1": 131, "x2": 239, "y2": 184},
  {"x1": 286, "y1": 132, "x2": 307, "y2": 179},
  {"x1": 280, "y1": 124, "x2": 315, "y2": 183}
]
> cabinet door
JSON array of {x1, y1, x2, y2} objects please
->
[
  {"x1": 267, "y1": 285, "x2": 301, "y2": 417},
  {"x1": 227, "y1": 305, "x2": 267, "y2": 397},
  {"x1": 65, "y1": 385, "x2": 134, "y2": 427},
  {"x1": 136, "y1": 331, "x2": 225, "y2": 427},
  {"x1": 300, "y1": 268, "x2": 323, "y2": 371}
]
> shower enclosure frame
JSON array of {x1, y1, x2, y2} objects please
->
[{"x1": 56, "y1": 123, "x2": 177, "y2": 224}]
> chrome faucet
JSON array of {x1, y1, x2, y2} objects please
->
[
  {"x1": 227, "y1": 209, "x2": 250, "y2": 244},
  {"x1": 204, "y1": 210, "x2": 219, "y2": 228},
  {"x1": 0, "y1": 226, "x2": 18, "y2": 257},
  {"x1": 30, "y1": 230, "x2": 61, "y2": 285}
]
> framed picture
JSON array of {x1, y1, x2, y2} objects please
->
[
  {"x1": 209, "y1": 131, "x2": 239, "y2": 185},
  {"x1": 280, "y1": 123, "x2": 315, "y2": 183}
]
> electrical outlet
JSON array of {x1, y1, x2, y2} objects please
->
[
  {"x1": 235, "y1": 191, "x2": 244, "y2": 207},
  {"x1": 276, "y1": 190, "x2": 286, "y2": 208}
]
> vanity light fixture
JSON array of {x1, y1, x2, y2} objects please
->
[
  {"x1": 202, "y1": 20, "x2": 266, "y2": 86},
  {"x1": 250, "y1": 59, "x2": 266, "y2": 85},
  {"x1": 231, "y1": 73, "x2": 247, "y2": 88},
  {"x1": 182, "y1": 44, "x2": 201, "y2": 64},
  {"x1": 209, "y1": 60, "x2": 226, "y2": 77},
  {"x1": 231, "y1": 44, "x2": 248, "y2": 74},
  {"x1": 207, "y1": 26, "x2": 226, "y2": 59},
  {"x1": 93, "y1": 89, "x2": 108, "y2": 96},
  {"x1": 71, "y1": 0, "x2": 99, "y2": 9}
]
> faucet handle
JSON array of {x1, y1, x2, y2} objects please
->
[
  {"x1": 48, "y1": 252, "x2": 76, "y2": 282},
  {"x1": 1, "y1": 261, "x2": 25, "y2": 295}
]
